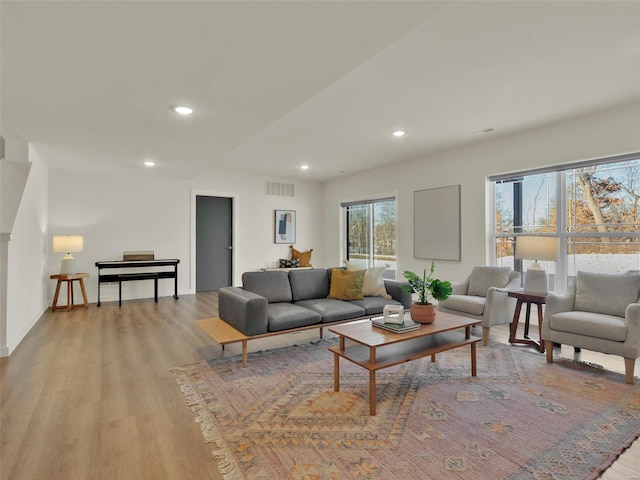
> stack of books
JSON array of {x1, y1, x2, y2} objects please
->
[{"x1": 371, "y1": 317, "x2": 421, "y2": 333}]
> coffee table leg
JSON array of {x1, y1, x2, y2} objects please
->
[
  {"x1": 471, "y1": 342, "x2": 477, "y2": 377},
  {"x1": 333, "y1": 352, "x2": 340, "y2": 392}
]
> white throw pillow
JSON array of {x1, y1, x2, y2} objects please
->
[{"x1": 345, "y1": 261, "x2": 391, "y2": 298}]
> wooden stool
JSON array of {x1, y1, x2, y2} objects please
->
[{"x1": 50, "y1": 273, "x2": 89, "y2": 311}]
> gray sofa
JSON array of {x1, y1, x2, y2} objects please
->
[{"x1": 218, "y1": 268, "x2": 412, "y2": 336}]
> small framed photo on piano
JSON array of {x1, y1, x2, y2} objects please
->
[{"x1": 274, "y1": 210, "x2": 296, "y2": 244}]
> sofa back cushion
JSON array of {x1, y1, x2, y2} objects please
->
[
  {"x1": 467, "y1": 266, "x2": 512, "y2": 297},
  {"x1": 289, "y1": 269, "x2": 330, "y2": 301},
  {"x1": 242, "y1": 271, "x2": 292, "y2": 304},
  {"x1": 574, "y1": 271, "x2": 640, "y2": 317}
]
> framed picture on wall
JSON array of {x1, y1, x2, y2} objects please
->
[
  {"x1": 275, "y1": 210, "x2": 296, "y2": 244},
  {"x1": 414, "y1": 185, "x2": 461, "y2": 261}
]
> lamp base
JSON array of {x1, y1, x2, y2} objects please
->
[
  {"x1": 60, "y1": 254, "x2": 77, "y2": 275},
  {"x1": 523, "y1": 263, "x2": 548, "y2": 295}
]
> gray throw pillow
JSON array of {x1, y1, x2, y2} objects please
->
[{"x1": 574, "y1": 271, "x2": 640, "y2": 317}]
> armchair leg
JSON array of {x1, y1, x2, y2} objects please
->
[
  {"x1": 624, "y1": 357, "x2": 635, "y2": 385},
  {"x1": 482, "y1": 327, "x2": 489, "y2": 346},
  {"x1": 545, "y1": 341, "x2": 553, "y2": 363}
]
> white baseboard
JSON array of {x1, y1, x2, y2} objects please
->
[{"x1": 6, "y1": 306, "x2": 45, "y2": 356}]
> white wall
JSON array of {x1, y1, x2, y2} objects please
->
[
  {"x1": 0, "y1": 131, "x2": 30, "y2": 234},
  {"x1": 5, "y1": 146, "x2": 48, "y2": 355},
  {"x1": 48, "y1": 169, "x2": 191, "y2": 303},
  {"x1": 322, "y1": 102, "x2": 640, "y2": 284},
  {"x1": 190, "y1": 169, "x2": 324, "y2": 286},
  {"x1": 47, "y1": 166, "x2": 324, "y2": 304}
]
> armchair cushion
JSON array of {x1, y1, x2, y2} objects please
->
[
  {"x1": 574, "y1": 271, "x2": 640, "y2": 318},
  {"x1": 467, "y1": 266, "x2": 512, "y2": 297},
  {"x1": 550, "y1": 311, "x2": 627, "y2": 342},
  {"x1": 440, "y1": 294, "x2": 485, "y2": 316}
]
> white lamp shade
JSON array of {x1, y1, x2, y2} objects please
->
[
  {"x1": 515, "y1": 236, "x2": 558, "y2": 262},
  {"x1": 53, "y1": 235, "x2": 84, "y2": 253}
]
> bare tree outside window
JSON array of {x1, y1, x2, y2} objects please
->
[{"x1": 493, "y1": 158, "x2": 640, "y2": 283}]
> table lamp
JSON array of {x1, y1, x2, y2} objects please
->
[
  {"x1": 53, "y1": 235, "x2": 84, "y2": 274},
  {"x1": 515, "y1": 235, "x2": 558, "y2": 295}
]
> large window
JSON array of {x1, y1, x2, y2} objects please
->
[
  {"x1": 492, "y1": 154, "x2": 640, "y2": 291},
  {"x1": 343, "y1": 197, "x2": 396, "y2": 275}
]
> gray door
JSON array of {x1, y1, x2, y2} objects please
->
[{"x1": 196, "y1": 196, "x2": 232, "y2": 291}]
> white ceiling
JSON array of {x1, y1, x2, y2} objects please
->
[{"x1": 2, "y1": 1, "x2": 639, "y2": 182}]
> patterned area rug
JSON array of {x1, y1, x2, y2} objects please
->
[{"x1": 171, "y1": 339, "x2": 640, "y2": 480}]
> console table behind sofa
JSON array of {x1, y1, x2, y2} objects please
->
[{"x1": 95, "y1": 259, "x2": 180, "y2": 306}]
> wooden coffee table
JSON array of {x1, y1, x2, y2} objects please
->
[{"x1": 328, "y1": 313, "x2": 481, "y2": 415}]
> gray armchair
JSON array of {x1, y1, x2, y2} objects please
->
[
  {"x1": 542, "y1": 271, "x2": 640, "y2": 384},
  {"x1": 438, "y1": 266, "x2": 521, "y2": 345}
]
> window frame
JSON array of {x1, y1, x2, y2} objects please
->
[
  {"x1": 341, "y1": 196, "x2": 397, "y2": 275},
  {"x1": 490, "y1": 152, "x2": 640, "y2": 293}
]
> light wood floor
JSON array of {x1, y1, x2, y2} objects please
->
[{"x1": 1, "y1": 292, "x2": 638, "y2": 479}]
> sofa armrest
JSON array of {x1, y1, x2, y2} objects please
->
[
  {"x1": 623, "y1": 303, "x2": 640, "y2": 358},
  {"x1": 503, "y1": 271, "x2": 521, "y2": 291},
  {"x1": 384, "y1": 279, "x2": 412, "y2": 309},
  {"x1": 484, "y1": 285, "x2": 516, "y2": 327},
  {"x1": 218, "y1": 287, "x2": 268, "y2": 336},
  {"x1": 543, "y1": 282, "x2": 576, "y2": 323},
  {"x1": 450, "y1": 276, "x2": 470, "y2": 295}
]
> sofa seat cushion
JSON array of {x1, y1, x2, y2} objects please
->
[
  {"x1": 467, "y1": 266, "x2": 511, "y2": 297},
  {"x1": 267, "y1": 303, "x2": 321, "y2": 332},
  {"x1": 349, "y1": 297, "x2": 403, "y2": 316},
  {"x1": 439, "y1": 295, "x2": 485, "y2": 316},
  {"x1": 294, "y1": 299, "x2": 365, "y2": 323},
  {"x1": 243, "y1": 271, "x2": 292, "y2": 303},
  {"x1": 549, "y1": 311, "x2": 627, "y2": 342},
  {"x1": 289, "y1": 269, "x2": 330, "y2": 301}
]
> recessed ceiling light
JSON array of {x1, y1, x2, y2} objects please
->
[
  {"x1": 173, "y1": 105, "x2": 194, "y2": 115},
  {"x1": 392, "y1": 130, "x2": 406, "y2": 137},
  {"x1": 300, "y1": 165, "x2": 309, "y2": 170},
  {"x1": 143, "y1": 161, "x2": 156, "y2": 167}
]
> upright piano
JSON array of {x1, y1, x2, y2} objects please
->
[{"x1": 95, "y1": 258, "x2": 180, "y2": 307}]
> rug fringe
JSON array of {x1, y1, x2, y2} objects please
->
[{"x1": 171, "y1": 365, "x2": 245, "y2": 480}]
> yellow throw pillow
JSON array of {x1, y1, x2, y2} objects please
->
[
  {"x1": 328, "y1": 268, "x2": 365, "y2": 300},
  {"x1": 290, "y1": 246, "x2": 313, "y2": 267}
]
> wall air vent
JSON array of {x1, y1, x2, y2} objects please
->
[{"x1": 265, "y1": 181, "x2": 295, "y2": 197}]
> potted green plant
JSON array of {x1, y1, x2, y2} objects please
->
[{"x1": 401, "y1": 261, "x2": 452, "y2": 323}]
